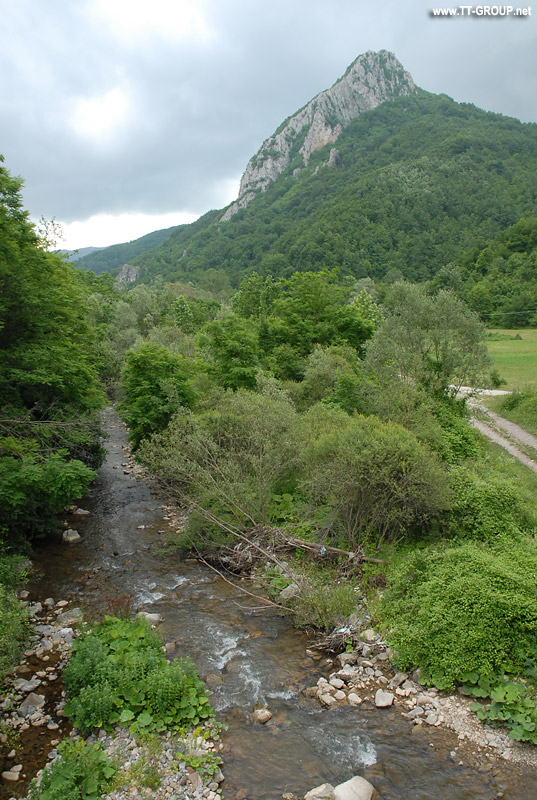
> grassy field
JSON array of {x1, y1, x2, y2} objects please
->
[{"x1": 486, "y1": 328, "x2": 537, "y2": 389}]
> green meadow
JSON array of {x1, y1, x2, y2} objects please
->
[{"x1": 487, "y1": 329, "x2": 537, "y2": 390}]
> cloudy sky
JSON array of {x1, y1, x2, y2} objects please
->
[{"x1": 1, "y1": 0, "x2": 536, "y2": 249}]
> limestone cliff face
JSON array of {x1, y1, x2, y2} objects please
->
[
  {"x1": 221, "y1": 51, "x2": 417, "y2": 221},
  {"x1": 115, "y1": 263, "x2": 140, "y2": 286}
]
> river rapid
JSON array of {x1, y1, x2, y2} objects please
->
[{"x1": 25, "y1": 408, "x2": 537, "y2": 799}]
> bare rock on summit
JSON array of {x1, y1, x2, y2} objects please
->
[{"x1": 221, "y1": 50, "x2": 416, "y2": 221}]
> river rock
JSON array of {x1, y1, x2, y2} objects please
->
[
  {"x1": 304, "y1": 784, "x2": 336, "y2": 800},
  {"x1": 13, "y1": 678, "x2": 42, "y2": 693},
  {"x1": 63, "y1": 529, "x2": 81, "y2": 543},
  {"x1": 279, "y1": 583, "x2": 301, "y2": 601},
  {"x1": 329, "y1": 678, "x2": 345, "y2": 689},
  {"x1": 137, "y1": 611, "x2": 162, "y2": 625},
  {"x1": 347, "y1": 693, "x2": 362, "y2": 706},
  {"x1": 18, "y1": 692, "x2": 46, "y2": 717},
  {"x1": 334, "y1": 776, "x2": 376, "y2": 800},
  {"x1": 1, "y1": 771, "x2": 20, "y2": 784},
  {"x1": 361, "y1": 629, "x2": 377, "y2": 643},
  {"x1": 57, "y1": 607, "x2": 83, "y2": 625},
  {"x1": 319, "y1": 693, "x2": 337, "y2": 708},
  {"x1": 388, "y1": 672, "x2": 408, "y2": 689},
  {"x1": 73, "y1": 508, "x2": 90, "y2": 515},
  {"x1": 374, "y1": 689, "x2": 394, "y2": 708},
  {"x1": 252, "y1": 707, "x2": 272, "y2": 724}
]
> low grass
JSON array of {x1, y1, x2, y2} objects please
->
[
  {"x1": 486, "y1": 328, "x2": 537, "y2": 389},
  {"x1": 484, "y1": 390, "x2": 537, "y2": 440}
]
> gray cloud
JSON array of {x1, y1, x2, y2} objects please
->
[{"x1": 1, "y1": 0, "x2": 536, "y2": 226}]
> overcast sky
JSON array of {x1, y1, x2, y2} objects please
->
[{"x1": 1, "y1": 0, "x2": 536, "y2": 249}]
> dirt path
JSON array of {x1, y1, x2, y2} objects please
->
[
  {"x1": 470, "y1": 417, "x2": 537, "y2": 473},
  {"x1": 468, "y1": 396, "x2": 537, "y2": 473}
]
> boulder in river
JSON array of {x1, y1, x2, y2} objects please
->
[
  {"x1": 334, "y1": 776, "x2": 376, "y2": 800},
  {"x1": 375, "y1": 689, "x2": 394, "y2": 708},
  {"x1": 62, "y1": 529, "x2": 81, "y2": 543},
  {"x1": 56, "y1": 607, "x2": 83, "y2": 625},
  {"x1": 304, "y1": 784, "x2": 336, "y2": 800},
  {"x1": 137, "y1": 611, "x2": 162, "y2": 625},
  {"x1": 17, "y1": 692, "x2": 45, "y2": 717},
  {"x1": 252, "y1": 707, "x2": 272, "y2": 724}
]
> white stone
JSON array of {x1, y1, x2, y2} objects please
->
[
  {"x1": 62, "y1": 529, "x2": 81, "y2": 543},
  {"x1": 329, "y1": 678, "x2": 345, "y2": 689},
  {"x1": 374, "y1": 689, "x2": 394, "y2": 708},
  {"x1": 319, "y1": 693, "x2": 337, "y2": 708},
  {"x1": 334, "y1": 776, "x2": 376, "y2": 800},
  {"x1": 304, "y1": 784, "x2": 336, "y2": 800},
  {"x1": 136, "y1": 611, "x2": 162, "y2": 625},
  {"x1": 347, "y1": 693, "x2": 362, "y2": 706}
]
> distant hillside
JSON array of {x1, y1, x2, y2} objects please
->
[
  {"x1": 75, "y1": 224, "x2": 181, "y2": 275},
  {"x1": 132, "y1": 88, "x2": 537, "y2": 287},
  {"x1": 455, "y1": 216, "x2": 537, "y2": 327},
  {"x1": 61, "y1": 246, "x2": 105, "y2": 261}
]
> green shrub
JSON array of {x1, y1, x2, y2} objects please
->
[
  {"x1": 0, "y1": 452, "x2": 94, "y2": 540},
  {"x1": 431, "y1": 399, "x2": 479, "y2": 463},
  {"x1": 63, "y1": 616, "x2": 214, "y2": 735},
  {"x1": 0, "y1": 584, "x2": 29, "y2": 675},
  {"x1": 299, "y1": 407, "x2": 450, "y2": 548},
  {"x1": 448, "y1": 465, "x2": 529, "y2": 540},
  {"x1": 27, "y1": 739, "x2": 117, "y2": 800},
  {"x1": 119, "y1": 343, "x2": 197, "y2": 449},
  {"x1": 381, "y1": 539, "x2": 537, "y2": 689},
  {"x1": 292, "y1": 569, "x2": 358, "y2": 630}
]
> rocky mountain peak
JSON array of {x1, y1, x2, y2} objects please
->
[{"x1": 221, "y1": 50, "x2": 417, "y2": 221}]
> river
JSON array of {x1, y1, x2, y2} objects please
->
[{"x1": 26, "y1": 408, "x2": 536, "y2": 799}]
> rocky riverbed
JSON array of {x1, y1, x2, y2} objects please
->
[{"x1": 0, "y1": 596, "x2": 225, "y2": 800}]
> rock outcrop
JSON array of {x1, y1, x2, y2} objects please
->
[
  {"x1": 115, "y1": 263, "x2": 140, "y2": 286},
  {"x1": 221, "y1": 50, "x2": 416, "y2": 220}
]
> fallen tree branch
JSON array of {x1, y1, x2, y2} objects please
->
[
  {"x1": 281, "y1": 534, "x2": 385, "y2": 564},
  {"x1": 194, "y1": 552, "x2": 290, "y2": 612}
]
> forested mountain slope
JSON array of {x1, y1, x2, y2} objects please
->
[
  {"x1": 130, "y1": 91, "x2": 537, "y2": 288},
  {"x1": 75, "y1": 223, "x2": 181, "y2": 275}
]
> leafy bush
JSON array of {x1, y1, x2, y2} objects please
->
[
  {"x1": 299, "y1": 407, "x2": 450, "y2": 548},
  {"x1": 119, "y1": 343, "x2": 197, "y2": 449},
  {"x1": 448, "y1": 464, "x2": 531, "y2": 540},
  {"x1": 431, "y1": 399, "x2": 479, "y2": 463},
  {"x1": 292, "y1": 569, "x2": 358, "y2": 630},
  {"x1": 0, "y1": 452, "x2": 94, "y2": 540},
  {"x1": 469, "y1": 678, "x2": 537, "y2": 745},
  {"x1": 381, "y1": 539, "x2": 537, "y2": 689},
  {"x1": 0, "y1": 584, "x2": 29, "y2": 675},
  {"x1": 139, "y1": 389, "x2": 299, "y2": 531},
  {"x1": 27, "y1": 739, "x2": 117, "y2": 800},
  {"x1": 63, "y1": 616, "x2": 214, "y2": 735}
]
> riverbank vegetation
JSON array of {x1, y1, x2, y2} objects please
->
[
  {"x1": 0, "y1": 159, "x2": 106, "y2": 673},
  {"x1": 80, "y1": 259, "x2": 537, "y2": 744},
  {"x1": 25, "y1": 614, "x2": 217, "y2": 799}
]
